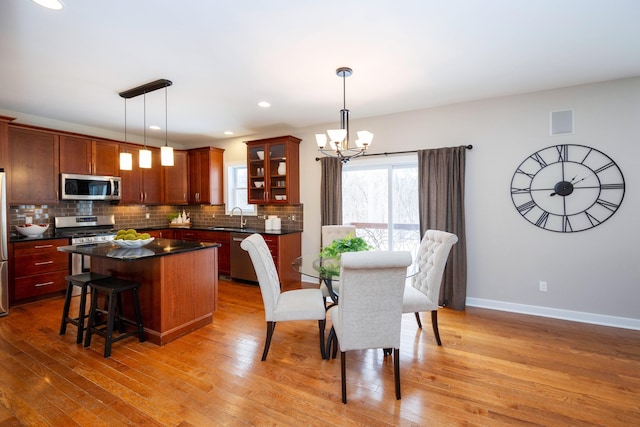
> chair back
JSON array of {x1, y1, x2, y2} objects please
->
[
  {"x1": 336, "y1": 251, "x2": 412, "y2": 351},
  {"x1": 411, "y1": 230, "x2": 458, "y2": 304},
  {"x1": 321, "y1": 225, "x2": 356, "y2": 249},
  {"x1": 240, "y1": 234, "x2": 281, "y2": 320}
]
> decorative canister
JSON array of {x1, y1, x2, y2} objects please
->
[
  {"x1": 265, "y1": 218, "x2": 273, "y2": 230},
  {"x1": 272, "y1": 217, "x2": 281, "y2": 230},
  {"x1": 277, "y1": 162, "x2": 286, "y2": 175}
]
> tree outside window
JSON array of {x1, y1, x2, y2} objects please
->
[{"x1": 342, "y1": 155, "x2": 420, "y2": 254}]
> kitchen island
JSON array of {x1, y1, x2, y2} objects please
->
[{"x1": 58, "y1": 238, "x2": 220, "y2": 346}]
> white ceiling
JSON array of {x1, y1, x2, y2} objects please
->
[{"x1": 1, "y1": 0, "x2": 640, "y2": 148}]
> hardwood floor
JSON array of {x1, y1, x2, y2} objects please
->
[{"x1": 0, "y1": 278, "x2": 638, "y2": 426}]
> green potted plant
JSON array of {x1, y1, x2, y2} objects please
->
[{"x1": 317, "y1": 233, "x2": 370, "y2": 277}]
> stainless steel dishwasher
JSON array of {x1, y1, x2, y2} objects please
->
[{"x1": 230, "y1": 233, "x2": 258, "y2": 283}]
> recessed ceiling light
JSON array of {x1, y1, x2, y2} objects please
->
[
  {"x1": 149, "y1": 125, "x2": 161, "y2": 130},
  {"x1": 258, "y1": 101, "x2": 271, "y2": 108},
  {"x1": 224, "y1": 131, "x2": 234, "y2": 135},
  {"x1": 32, "y1": 0, "x2": 64, "y2": 10}
]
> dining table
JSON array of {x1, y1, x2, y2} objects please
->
[{"x1": 291, "y1": 253, "x2": 418, "y2": 306}]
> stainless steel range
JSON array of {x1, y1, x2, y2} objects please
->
[{"x1": 55, "y1": 215, "x2": 117, "y2": 277}]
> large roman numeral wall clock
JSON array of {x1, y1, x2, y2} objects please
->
[{"x1": 510, "y1": 144, "x2": 625, "y2": 232}]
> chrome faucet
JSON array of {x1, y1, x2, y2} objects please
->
[{"x1": 230, "y1": 206, "x2": 247, "y2": 228}]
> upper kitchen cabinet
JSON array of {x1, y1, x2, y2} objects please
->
[
  {"x1": 0, "y1": 116, "x2": 14, "y2": 169},
  {"x1": 163, "y1": 150, "x2": 188, "y2": 204},
  {"x1": 59, "y1": 135, "x2": 119, "y2": 176},
  {"x1": 119, "y1": 144, "x2": 162, "y2": 204},
  {"x1": 8, "y1": 126, "x2": 59, "y2": 205},
  {"x1": 188, "y1": 147, "x2": 224, "y2": 205},
  {"x1": 246, "y1": 135, "x2": 300, "y2": 205}
]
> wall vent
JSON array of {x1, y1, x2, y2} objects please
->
[{"x1": 550, "y1": 109, "x2": 574, "y2": 135}]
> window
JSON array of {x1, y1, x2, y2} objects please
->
[
  {"x1": 226, "y1": 162, "x2": 256, "y2": 215},
  {"x1": 342, "y1": 155, "x2": 420, "y2": 253}
]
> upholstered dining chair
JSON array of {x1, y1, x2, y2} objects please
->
[
  {"x1": 240, "y1": 233, "x2": 327, "y2": 361},
  {"x1": 326, "y1": 250, "x2": 412, "y2": 403},
  {"x1": 319, "y1": 225, "x2": 356, "y2": 300},
  {"x1": 402, "y1": 229, "x2": 458, "y2": 345}
]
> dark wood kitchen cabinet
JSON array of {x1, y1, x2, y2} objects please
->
[
  {"x1": 8, "y1": 126, "x2": 59, "y2": 205},
  {"x1": 246, "y1": 135, "x2": 300, "y2": 205},
  {"x1": 163, "y1": 150, "x2": 188, "y2": 204},
  {"x1": 179, "y1": 229, "x2": 230, "y2": 276},
  {"x1": 59, "y1": 135, "x2": 119, "y2": 176},
  {"x1": 188, "y1": 147, "x2": 224, "y2": 205},
  {"x1": 11, "y1": 238, "x2": 70, "y2": 303},
  {"x1": 120, "y1": 144, "x2": 162, "y2": 204}
]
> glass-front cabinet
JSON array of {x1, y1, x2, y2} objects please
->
[{"x1": 246, "y1": 135, "x2": 300, "y2": 204}]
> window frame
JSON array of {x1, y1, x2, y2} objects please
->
[{"x1": 225, "y1": 161, "x2": 256, "y2": 215}]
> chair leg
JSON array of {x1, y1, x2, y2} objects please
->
[
  {"x1": 261, "y1": 321, "x2": 276, "y2": 361},
  {"x1": 329, "y1": 327, "x2": 339, "y2": 360},
  {"x1": 103, "y1": 291, "x2": 117, "y2": 358},
  {"x1": 83, "y1": 290, "x2": 99, "y2": 348},
  {"x1": 431, "y1": 310, "x2": 442, "y2": 346},
  {"x1": 414, "y1": 312, "x2": 423, "y2": 329},
  {"x1": 76, "y1": 284, "x2": 89, "y2": 344},
  {"x1": 59, "y1": 282, "x2": 73, "y2": 336},
  {"x1": 340, "y1": 351, "x2": 347, "y2": 404},
  {"x1": 318, "y1": 319, "x2": 326, "y2": 359},
  {"x1": 394, "y1": 348, "x2": 401, "y2": 400}
]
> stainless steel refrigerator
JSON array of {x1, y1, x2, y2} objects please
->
[{"x1": 0, "y1": 168, "x2": 7, "y2": 316}]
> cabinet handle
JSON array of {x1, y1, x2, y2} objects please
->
[
  {"x1": 35, "y1": 281, "x2": 54, "y2": 287},
  {"x1": 34, "y1": 245, "x2": 53, "y2": 249},
  {"x1": 34, "y1": 260, "x2": 54, "y2": 266}
]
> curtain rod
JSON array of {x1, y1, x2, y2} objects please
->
[{"x1": 315, "y1": 144, "x2": 472, "y2": 161}]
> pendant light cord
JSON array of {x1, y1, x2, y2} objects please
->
[{"x1": 143, "y1": 92, "x2": 147, "y2": 148}]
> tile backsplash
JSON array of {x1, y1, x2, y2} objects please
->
[{"x1": 10, "y1": 201, "x2": 304, "y2": 232}]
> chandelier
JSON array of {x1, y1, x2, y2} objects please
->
[{"x1": 316, "y1": 67, "x2": 373, "y2": 163}]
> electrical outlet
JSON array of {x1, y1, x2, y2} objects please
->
[
  {"x1": 145, "y1": 212, "x2": 150, "y2": 219},
  {"x1": 212, "y1": 214, "x2": 216, "y2": 219},
  {"x1": 539, "y1": 281, "x2": 548, "y2": 292}
]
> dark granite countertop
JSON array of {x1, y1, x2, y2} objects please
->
[
  {"x1": 57, "y1": 238, "x2": 220, "y2": 261},
  {"x1": 141, "y1": 226, "x2": 302, "y2": 236}
]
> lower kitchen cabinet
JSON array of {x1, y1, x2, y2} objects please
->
[
  {"x1": 262, "y1": 233, "x2": 301, "y2": 288},
  {"x1": 11, "y1": 238, "x2": 70, "y2": 303},
  {"x1": 179, "y1": 230, "x2": 231, "y2": 276}
]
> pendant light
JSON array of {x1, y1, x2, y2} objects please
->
[
  {"x1": 139, "y1": 92, "x2": 152, "y2": 169},
  {"x1": 118, "y1": 79, "x2": 173, "y2": 169},
  {"x1": 120, "y1": 98, "x2": 133, "y2": 170},
  {"x1": 160, "y1": 85, "x2": 174, "y2": 166}
]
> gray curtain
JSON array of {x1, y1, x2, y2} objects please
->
[
  {"x1": 418, "y1": 146, "x2": 467, "y2": 310},
  {"x1": 320, "y1": 157, "x2": 342, "y2": 226}
]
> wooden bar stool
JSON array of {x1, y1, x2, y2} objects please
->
[
  {"x1": 59, "y1": 272, "x2": 110, "y2": 344},
  {"x1": 83, "y1": 277, "x2": 145, "y2": 358}
]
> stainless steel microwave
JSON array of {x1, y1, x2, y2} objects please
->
[{"x1": 60, "y1": 173, "x2": 121, "y2": 201}]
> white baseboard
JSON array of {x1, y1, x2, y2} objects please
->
[{"x1": 466, "y1": 298, "x2": 640, "y2": 331}]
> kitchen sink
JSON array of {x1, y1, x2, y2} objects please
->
[{"x1": 208, "y1": 227, "x2": 259, "y2": 233}]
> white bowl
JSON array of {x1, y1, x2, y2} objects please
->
[
  {"x1": 256, "y1": 151, "x2": 264, "y2": 160},
  {"x1": 255, "y1": 181, "x2": 264, "y2": 188},
  {"x1": 111, "y1": 237, "x2": 154, "y2": 248},
  {"x1": 15, "y1": 224, "x2": 49, "y2": 237},
  {"x1": 107, "y1": 248, "x2": 154, "y2": 259},
  {"x1": 275, "y1": 195, "x2": 287, "y2": 201}
]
